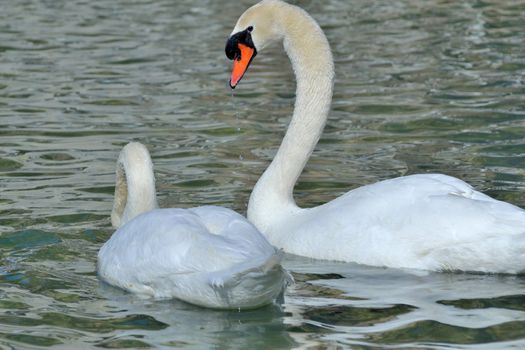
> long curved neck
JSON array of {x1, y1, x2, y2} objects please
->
[
  {"x1": 248, "y1": 4, "x2": 334, "y2": 232},
  {"x1": 111, "y1": 143, "x2": 158, "y2": 228}
]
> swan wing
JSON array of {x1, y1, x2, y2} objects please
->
[
  {"x1": 98, "y1": 207, "x2": 288, "y2": 307},
  {"x1": 98, "y1": 208, "x2": 270, "y2": 290},
  {"x1": 280, "y1": 174, "x2": 525, "y2": 272}
]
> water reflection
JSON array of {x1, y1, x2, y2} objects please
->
[
  {"x1": 284, "y1": 257, "x2": 525, "y2": 348},
  {"x1": 98, "y1": 287, "x2": 294, "y2": 349}
]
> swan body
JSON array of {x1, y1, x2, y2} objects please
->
[
  {"x1": 226, "y1": 0, "x2": 525, "y2": 273},
  {"x1": 98, "y1": 142, "x2": 289, "y2": 309}
]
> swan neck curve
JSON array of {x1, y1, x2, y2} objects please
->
[
  {"x1": 248, "y1": 2, "x2": 334, "y2": 233},
  {"x1": 111, "y1": 143, "x2": 158, "y2": 228}
]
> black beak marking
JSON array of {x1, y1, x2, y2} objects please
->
[{"x1": 225, "y1": 27, "x2": 257, "y2": 61}]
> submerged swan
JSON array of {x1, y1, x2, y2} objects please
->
[
  {"x1": 225, "y1": 0, "x2": 525, "y2": 273},
  {"x1": 97, "y1": 142, "x2": 289, "y2": 308}
]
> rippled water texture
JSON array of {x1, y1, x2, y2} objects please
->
[{"x1": 1, "y1": 0, "x2": 525, "y2": 348}]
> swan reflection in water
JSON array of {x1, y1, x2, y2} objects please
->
[{"x1": 97, "y1": 255, "x2": 525, "y2": 348}]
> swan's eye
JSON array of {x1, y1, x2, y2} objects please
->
[{"x1": 247, "y1": 26, "x2": 253, "y2": 32}]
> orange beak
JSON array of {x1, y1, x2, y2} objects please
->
[{"x1": 230, "y1": 43, "x2": 256, "y2": 89}]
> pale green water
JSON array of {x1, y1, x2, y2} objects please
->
[{"x1": 1, "y1": 0, "x2": 525, "y2": 348}]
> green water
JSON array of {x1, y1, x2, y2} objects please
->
[{"x1": 1, "y1": 0, "x2": 525, "y2": 348}]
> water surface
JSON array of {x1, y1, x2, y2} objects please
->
[{"x1": 1, "y1": 0, "x2": 525, "y2": 348}]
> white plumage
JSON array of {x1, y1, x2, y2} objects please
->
[
  {"x1": 228, "y1": 0, "x2": 525, "y2": 273},
  {"x1": 98, "y1": 142, "x2": 289, "y2": 309}
]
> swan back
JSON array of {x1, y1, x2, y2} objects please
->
[{"x1": 111, "y1": 142, "x2": 158, "y2": 228}]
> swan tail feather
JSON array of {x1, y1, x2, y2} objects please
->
[
  {"x1": 427, "y1": 232, "x2": 525, "y2": 274},
  {"x1": 206, "y1": 250, "x2": 291, "y2": 309}
]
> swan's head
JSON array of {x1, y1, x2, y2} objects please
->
[{"x1": 225, "y1": 0, "x2": 285, "y2": 88}]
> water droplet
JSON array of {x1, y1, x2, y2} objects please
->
[{"x1": 230, "y1": 89, "x2": 241, "y2": 133}]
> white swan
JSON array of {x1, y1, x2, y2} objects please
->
[
  {"x1": 225, "y1": 0, "x2": 525, "y2": 274},
  {"x1": 97, "y1": 142, "x2": 289, "y2": 309}
]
